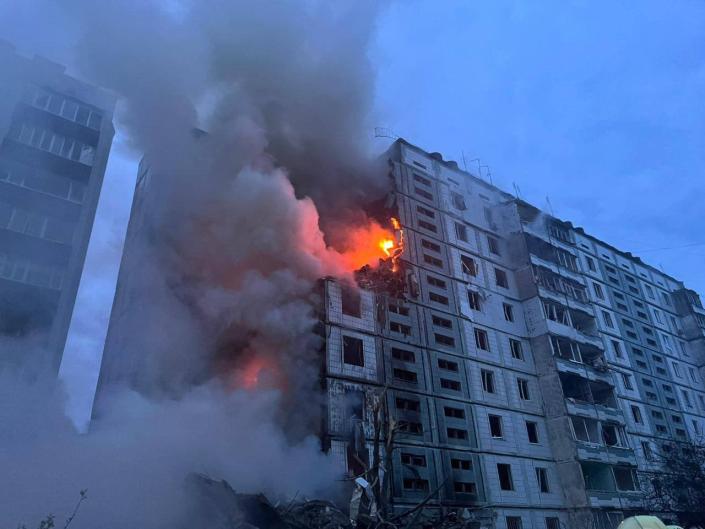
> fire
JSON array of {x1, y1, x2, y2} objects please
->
[
  {"x1": 231, "y1": 354, "x2": 284, "y2": 391},
  {"x1": 380, "y1": 238, "x2": 395, "y2": 256}
]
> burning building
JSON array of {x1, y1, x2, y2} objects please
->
[
  {"x1": 318, "y1": 139, "x2": 705, "y2": 529},
  {"x1": 94, "y1": 124, "x2": 705, "y2": 529}
]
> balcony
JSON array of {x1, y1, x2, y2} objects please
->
[
  {"x1": 543, "y1": 299, "x2": 603, "y2": 349},
  {"x1": 551, "y1": 335, "x2": 611, "y2": 384},
  {"x1": 571, "y1": 416, "x2": 636, "y2": 465},
  {"x1": 581, "y1": 462, "x2": 642, "y2": 507},
  {"x1": 526, "y1": 234, "x2": 583, "y2": 282},
  {"x1": 560, "y1": 372, "x2": 623, "y2": 423}
]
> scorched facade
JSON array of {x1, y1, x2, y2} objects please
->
[{"x1": 319, "y1": 139, "x2": 705, "y2": 529}]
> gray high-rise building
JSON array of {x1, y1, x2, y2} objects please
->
[
  {"x1": 0, "y1": 41, "x2": 115, "y2": 374},
  {"x1": 321, "y1": 139, "x2": 705, "y2": 529}
]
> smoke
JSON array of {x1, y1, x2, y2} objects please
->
[{"x1": 0, "y1": 0, "x2": 391, "y2": 526}]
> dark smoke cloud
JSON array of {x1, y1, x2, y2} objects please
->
[{"x1": 0, "y1": 0, "x2": 389, "y2": 526}]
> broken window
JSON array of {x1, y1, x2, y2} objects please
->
[
  {"x1": 517, "y1": 378, "x2": 530, "y2": 400},
  {"x1": 497, "y1": 464, "x2": 514, "y2": 491},
  {"x1": 468, "y1": 290, "x2": 481, "y2": 311},
  {"x1": 601, "y1": 310, "x2": 614, "y2": 328},
  {"x1": 503, "y1": 303, "x2": 514, "y2": 322},
  {"x1": 495, "y1": 268, "x2": 508, "y2": 288},
  {"x1": 631, "y1": 405, "x2": 643, "y2": 424},
  {"x1": 613, "y1": 467, "x2": 638, "y2": 491},
  {"x1": 526, "y1": 421, "x2": 539, "y2": 443},
  {"x1": 602, "y1": 424, "x2": 626, "y2": 447},
  {"x1": 488, "y1": 236, "x2": 500, "y2": 255},
  {"x1": 474, "y1": 328, "x2": 490, "y2": 351},
  {"x1": 451, "y1": 191, "x2": 466, "y2": 211},
  {"x1": 536, "y1": 467, "x2": 550, "y2": 493},
  {"x1": 621, "y1": 373, "x2": 633, "y2": 390},
  {"x1": 343, "y1": 336, "x2": 364, "y2": 366},
  {"x1": 544, "y1": 302, "x2": 571, "y2": 326},
  {"x1": 461, "y1": 254, "x2": 477, "y2": 276},
  {"x1": 388, "y1": 303, "x2": 410, "y2": 316},
  {"x1": 341, "y1": 285, "x2": 361, "y2": 318},
  {"x1": 489, "y1": 414, "x2": 503, "y2": 438},
  {"x1": 571, "y1": 416, "x2": 599, "y2": 443},
  {"x1": 454, "y1": 222, "x2": 468, "y2": 242},
  {"x1": 585, "y1": 256, "x2": 596, "y2": 272},
  {"x1": 611, "y1": 340, "x2": 623, "y2": 358},
  {"x1": 510, "y1": 339, "x2": 524, "y2": 360},
  {"x1": 482, "y1": 369, "x2": 495, "y2": 393}
]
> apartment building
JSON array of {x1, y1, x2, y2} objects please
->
[
  {"x1": 320, "y1": 139, "x2": 705, "y2": 529},
  {"x1": 0, "y1": 41, "x2": 115, "y2": 374}
]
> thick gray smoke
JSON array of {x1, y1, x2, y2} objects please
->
[{"x1": 0, "y1": 1, "x2": 390, "y2": 527}]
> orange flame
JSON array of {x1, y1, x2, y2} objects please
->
[{"x1": 380, "y1": 238, "x2": 395, "y2": 256}]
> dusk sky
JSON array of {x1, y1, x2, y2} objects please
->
[{"x1": 2, "y1": 1, "x2": 703, "y2": 427}]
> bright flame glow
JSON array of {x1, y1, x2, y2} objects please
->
[{"x1": 380, "y1": 238, "x2": 394, "y2": 256}]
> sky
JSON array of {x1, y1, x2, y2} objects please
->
[{"x1": 4, "y1": 1, "x2": 704, "y2": 427}]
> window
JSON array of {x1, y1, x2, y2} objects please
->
[
  {"x1": 631, "y1": 405, "x2": 643, "y2": 424},
  {"x1": 455, "y1": 222, "x2": 468, "y2": 242},
  {"x1": 396, "y1": 397, "x2": 420, "y2": 412},
  {"x1": 654, "y1": 310, "x2": 663, "y2": 324},
  {"x1": 403, "y1": 478, "x2": 429, "y2": 491},
  {"x1": 418, "y1": 220, "x2": 437, "y2": 232},
  {"x1": 621, "y1": 373, "x2": 633, "y2": 390},
  {"x1": 468, "y1": 291, "x2": 481, "y2": 311},
  {"x1": 341, "y1": 286, "x2": 361, "y2": 317},
  {"x1": 488, "y1": 236, "x2": 500, "y2": 255},
  {"x1": 517, "y1": 378, "x2": 530, "y2": 400},
  {"x1": 343, "y1": 336, "x2": 364, "y2": 366},
  {"x1": 474, "y1": 328, "x2": 490, "y2": 351},
  {"x1": 440, "y1": 378, "x2": 460, "y2": 391},
  {"x1": 421, "y1": 239, "x2": 441, "y2": 252},
  {"x1": 423, "y1": 254, "x2": 443, "y2": 267},
  {"x1": 398, "y1": 420, "x2": 423, "y2": 434},
  {"x1": 444, "y1": 406, "x2": 465, "y2": 419},
  {"x1": 510, "y1": 339, "x2": 524, "y2": 360},
  {"x1": 585, "y1": 256, "x2": 596, "y2": 271},
  {"x1": 391, "y1": 347, "x2": 415, "y2": 363},
  {"x1": 393, "y1": 368, "x2": 418, "y2": 384},
  {"x1": 682, "y1": 390, "x2": 693, "y2": 408},
  {"x1": 611, "y1": 340, "x2": 623, "y2": 358},
  {"x1": 506, "y1": 517, "x2": 523, "y2": 529},
  {"x1": 461, "y1": 255, "x2": 477, "y2": 276},
  {"x1": 416, "y1": 205, "x2": 434, "y2": 218},
  {"x1": 429, "y1": 292, "x2": 449, "y2": 305},
  {"x1": 388, "y1": 303, "x2": 410, "y2": 316},
  {"x1": 415, "y1": 187, "x2": 433, "y2": 201},
  {"x1": 447, "y1": 427, "x2": 467, "y2": 440},
  {"x1": 526, "y1": 421, "x2": 539, "y2": 443},
  {"x1": 481, "y1": 369, "x2": 495, "y2": 393},
  {"x1": 413, "y1": 173, "x2": 431, "y2": 186},
  {"x1": 453, "y1": 481, "x2": 476, "y2": 494},
  {"x1": 451, "y1": 458, "x2": 472, "y2": 470},
  {"x1": 451, "y1": 191, "x2": 466, "y2": 210},
  {"x1": 437, "y1": 358, "x2": 458, "y2": 372},
  {"x1": 545, "y1": 518, "x2": 560, "y2": 529},
  {"x1": 432, "y1": 315, "x2": 452, "y2": 329},
  {"x1": 689, "y1": 367, "x2": 697, "y2": 383},
  {"x1": 641, "y1": 441, "x2": 653, "y2": 461},
  {"x1": 495, "y1": 268, "x2": 508, "y2": 288},
  {"x1": 390, "y1": 321, "x2": 411, "y2": 335},
  {"x1": 593, "y1": 282, "x2": 605, "y2": 300},
  {"x1": 536, "y1": 467, "x2": 550, "y2": 493},
  {"x1": 672, "y1": 362, "x2": 682, "y2": 378},
  {"x1": 427, "y1": 275, "x2": 446, "y2": 289},
  {"x1": 503, "y1": 303, "x2": 514, "y2": 322},
  {"x1": 614, "y1": 467, "x2": 638, "y2": 491},
  {"x1": 602, "y1": 310, "x2": 614, "y2": 328},
  {"x1": 401, "y1": 453, "x2": 427, "y2": 467},
  {"x1": 489, "y1": 414, "x2": 503, "y2": 438},
  {"x1": 497, "y1": 464, "x2": 514, "y2": 491}
]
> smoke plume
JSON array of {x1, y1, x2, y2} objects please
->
[{"x1": 0, "y1": 0, "x2": 390, "y2": 527}]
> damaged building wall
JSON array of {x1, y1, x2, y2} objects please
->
[{"x1": 321, "y1": 139, "x2": 705, "y2": 529}]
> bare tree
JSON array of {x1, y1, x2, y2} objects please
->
[{"x1": 638, "y1": 439, "x2": 705, "y2": 527}]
